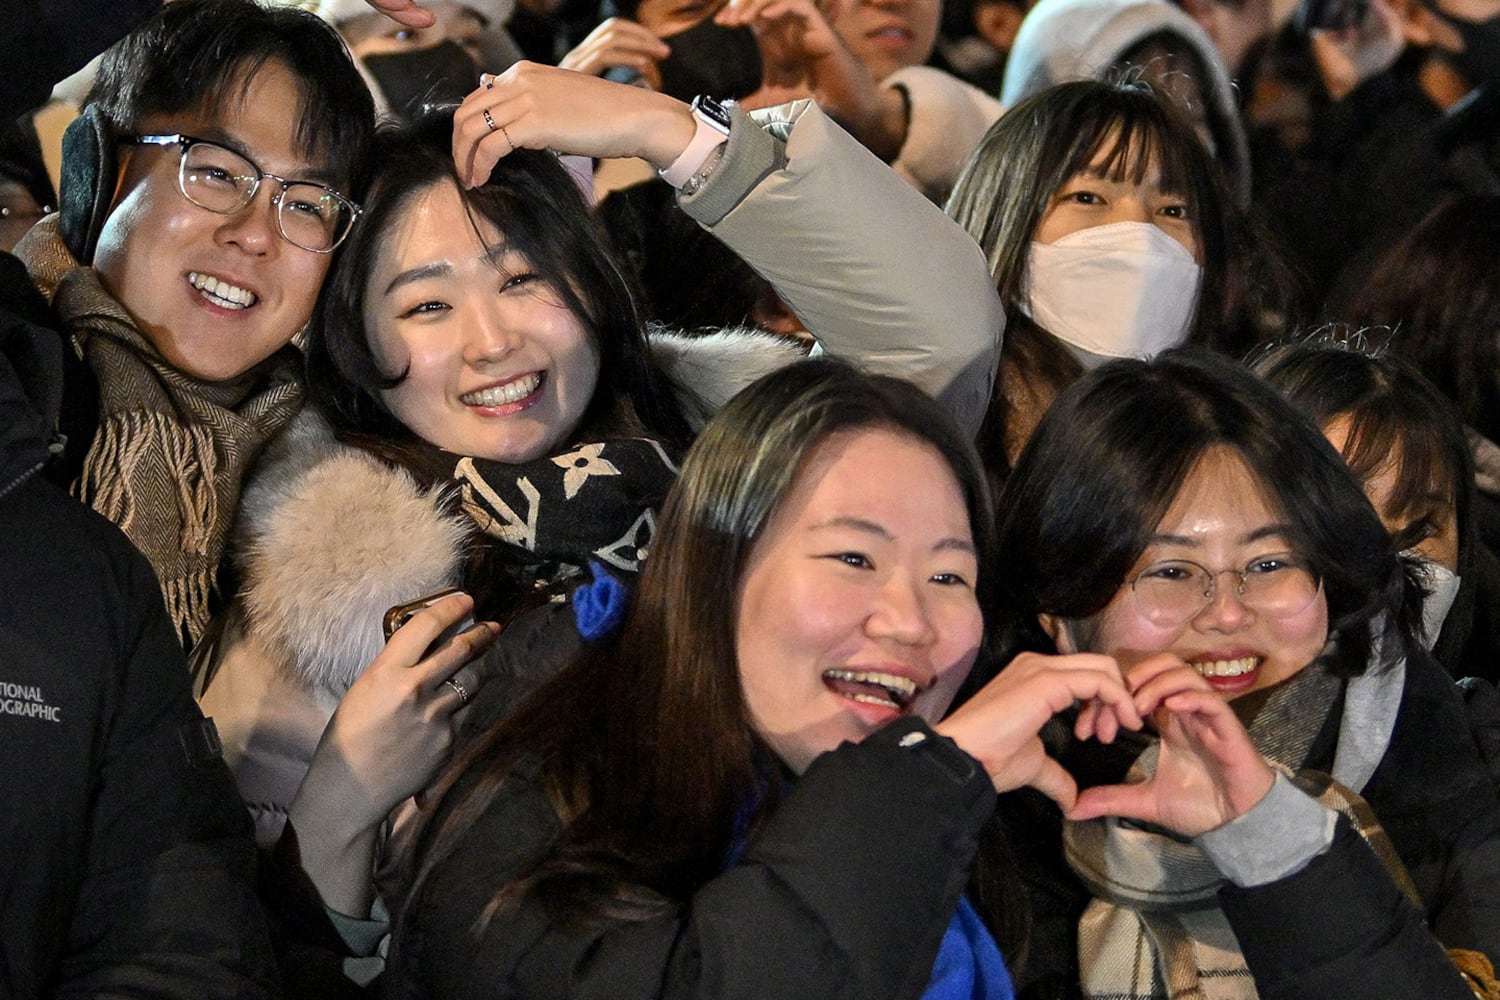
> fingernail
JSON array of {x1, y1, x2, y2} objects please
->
[{"x1": 481, "y1": 73, "x2": 495, "y2": 89}]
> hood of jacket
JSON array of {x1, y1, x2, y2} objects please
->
[
  {"x1": 1000, "y1": 0, "x2": 1251, "y2": 205},
  {"x1": 0, "y1": 251, "x2": 63, "y2": 498},
  {"x1": 212, "y1": 323, "x2": 808, "y2": 695}
]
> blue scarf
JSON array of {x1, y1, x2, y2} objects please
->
[{"x1": 922, "y1": 896, "x2": 1015, "y2": 1000}]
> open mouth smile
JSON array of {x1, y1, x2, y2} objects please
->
[
  {"x1": 188, "y1": 271, "x2": 257, "y2": 310},
  {"x1": 822, "y1": 668, "x2": 919, "y2": 710},
  {"x1": 461, "y1": 372, "x2": 543, "y2": 408}
]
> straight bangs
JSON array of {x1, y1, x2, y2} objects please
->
[
  {"x1": 1061, "y1": 104, "x2": 1195, "y2": 199},
  {"x1": 191, "y1": 53, "x2": 349, "y2": 182},
  {"x1": 1251, "y1": 337, "x2": 1470, "y2": 546}
]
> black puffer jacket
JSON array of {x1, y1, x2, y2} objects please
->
[
  {"x1": 0, "y1": 252, "x2": 279, "y2": 998},
  {"x1": 382, "y1": 717, "x2": 996, "y2": 1000}
]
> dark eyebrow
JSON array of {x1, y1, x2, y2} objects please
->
[
  {"x1": 384, "y1": 261, "x2": 453, "y2": 296},
  {"x1": 482, "y1": 241, "x2": 518, "y2": 266},
  {"x1": 190, "y1": 127, "x2": 340, "y2": 187},
  {"x1": 384, "y1": 240, "x2": 519, "y2": 296},
  {"x1": 1148, "y1": 524, "x2": 1294, "y2": 548},
  {"x1": 812, "y1": 516, "x2": 978, "y2": 558}
]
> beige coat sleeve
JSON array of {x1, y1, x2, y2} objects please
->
[{"x1": 677, "y1": 101, "x2": 1004, "y2": 438}]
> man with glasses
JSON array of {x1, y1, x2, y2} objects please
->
[
  {"x1": 15, "y1": 0, "x2": 376, "y2": 648},
  {"x1": 0, "y1": 1, "x2": 444, "y2": 994}
]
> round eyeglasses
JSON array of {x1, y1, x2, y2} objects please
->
[
  {"x1": 132, "y1": 134, "x2": 360, "y2": 253},
  {"x1": 1128, "y1": 555, "x2": 1322, "y2": 628}
]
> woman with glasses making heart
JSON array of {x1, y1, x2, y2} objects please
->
[{"x1": 985, "y1": 349, "x2": 1500, "y2": 1000}]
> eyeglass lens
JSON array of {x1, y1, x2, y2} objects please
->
[
  {"x1": 180, "y1": 141, "x2": 353, "y2": 252},
  {"x1": 1132, "y1": 560, "x2": 1319, "y2": 627}
]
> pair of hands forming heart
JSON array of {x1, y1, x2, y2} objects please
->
[{"x1": 934, "y1": 652, "x2": 1277, "y2": 838}]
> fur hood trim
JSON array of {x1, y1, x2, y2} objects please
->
[
  {"x1": 648, "y1": 324, "x2": 810, "y2": 430},
  {"x1": 233, "y1": 411, "x2": 470, "y2": 694},
  {"x1": 223, "y1": 326, "x2": 799, "y2": 692}
]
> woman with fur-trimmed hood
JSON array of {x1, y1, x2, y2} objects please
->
[{"x1": 192, "y1": 64, "x2": 1003, "y2": 947}]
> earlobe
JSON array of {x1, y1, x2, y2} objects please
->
[{"x1": 1039, "y1": 613, "x2": 1077, "y2": 653}]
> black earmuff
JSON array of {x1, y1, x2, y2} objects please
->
[{"x1": 58, "y1": 104, "x2": 118, "y2": 266}]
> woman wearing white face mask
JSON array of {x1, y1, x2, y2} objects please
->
[
  {"x1": 1252, "y1": 336, "x2": 1500, "y2": 685},
  {"x1": 946, "y1": 77, "x2": 1294, "y2": 486}
]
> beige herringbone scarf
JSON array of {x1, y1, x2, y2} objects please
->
[
  {"x1": 1063, "y1": 663, "x2": 1419, "y2": 1000},
  {"x1": 53, "y1": 267, "x2": 303, "y2": 645}
]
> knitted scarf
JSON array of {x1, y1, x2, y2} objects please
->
[
  {"x1": 54, "y1": 267, "x2": 303, "y2": 645},
  {"x1": 1062, "y1": 661, "x2": 1415, "y2": 1000}
]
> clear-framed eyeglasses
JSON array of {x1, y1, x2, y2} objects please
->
[
  {"x1": 1128, "y1": 555, "x2": 1322, "y2": 628},
  {"x1": 131, "y1": 133, "x2": 360, "y2": 253}
]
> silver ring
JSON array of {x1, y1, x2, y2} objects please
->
[
  {"x1": 482, "y1": 108, "x2": 497, "y2": 132},
  {"x1": 444, "y1": 677, "x2": 470, "y2": 706}
]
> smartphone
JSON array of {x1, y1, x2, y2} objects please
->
[
  {"x1": 383, "y1": 588, "x2": 476, "y2": 646},
  {"x1": 1297, "y1": 0, "x2": 1367, "y2": 32}
]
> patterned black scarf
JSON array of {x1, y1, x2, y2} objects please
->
[{"x1": 451, "y1": 437, "x2": 680, "y2": 590}]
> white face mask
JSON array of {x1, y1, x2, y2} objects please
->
[
  {"x1": 1021, "y1": 222, "x2": 1203, "y2": 366},
  {"x1": 1406, "y1": 553, "x2": 1462, "y2": 649}
]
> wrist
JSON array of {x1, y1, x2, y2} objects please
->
[{"x1": 658, "y1": 95, "x2": 732, "y2": 187}]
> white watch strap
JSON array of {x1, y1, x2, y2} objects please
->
[{"x1": 659, "y1": 108, "x2": 730, "y2": 189}]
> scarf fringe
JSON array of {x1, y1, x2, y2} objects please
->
[
  {"x1": 76, "y1": 411, "x2": 219, "y2": 554},
  {"x1": 163, "y1": 570, "x2": 216, "y2": 646}
]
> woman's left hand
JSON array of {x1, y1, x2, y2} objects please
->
[
  {"x1": 452, "y1": 62, "x2": 696, "y2": 188},
  {"x1": 717, "y1": 0, "x2": 843, "y2": 105},
  {"x1": 1069, "y1": 657, "x2": 1276, "y2": 837}
]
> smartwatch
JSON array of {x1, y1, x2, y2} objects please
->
[{"x1": 659, "y1": 95, "x2": 732, "y2": 190}]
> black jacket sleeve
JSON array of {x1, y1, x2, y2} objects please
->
[
  {"x1": 0, "y1": 473, "x2": 280, "y2": 998},
  {"x1": 386, "y1": 718, "x2": 997, "y2": 1000},
  {"x1": 1222, "y1": 819, "x2": 1478, "y2": 1000}
]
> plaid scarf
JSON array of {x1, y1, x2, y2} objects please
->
[
  {"x1": 1062, "y1": 662, "x2": 1418, "y2": 1000},
  {"x1": 54, "y1": 267, "x2": 302, "y2": 646}
]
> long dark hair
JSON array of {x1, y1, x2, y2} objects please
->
[
  {"x1": 308, "y1": 107, "x2": 695, "y2": 457},
  {"x1": 990, "y1": 349, "x2": 1408, "y2": 678},
  {"x1": 406, "y1": 360, "x2": 998, "y2": 930}
]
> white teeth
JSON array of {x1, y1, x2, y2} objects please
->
[
  {"x1": 823, "y1": 668, "x2": 919, "y2": 702},
  {"x1": 188, "y1": 271, "x2": 256, "y2": 310},
  {"x1": 1192, "y1": 656, "x2": 1258, "y2": 678},
  {"x1": 461, "y1": 373, "x2": 542, "y2": 407}
]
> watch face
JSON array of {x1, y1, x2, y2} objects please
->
[{"x1": 693, "y1": 95, "x2": 734, "y2": 133}]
